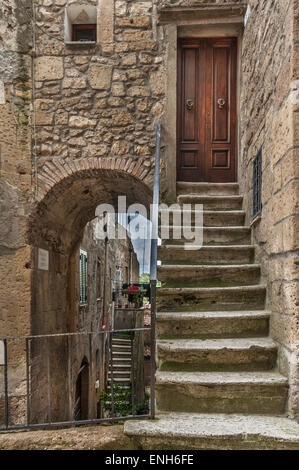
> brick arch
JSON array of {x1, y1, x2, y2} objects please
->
[
  {"x1": 29, "y1": 156, "x2": 154, "y2": 253},
  {"x1": 36, "y1": 156, "x2": 153, "y2": 202},
  {"x1": 29, "y1": 154, "x2": 154, "y2": 344}
]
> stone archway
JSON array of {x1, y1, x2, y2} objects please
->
[
  {"x1": 29, "y1": 156, "x2": 153, "y2": 334},
  {"x1": 26, "y1": 157, "x2": 153, "y2": 424}
]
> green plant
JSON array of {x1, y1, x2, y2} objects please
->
[
  {"x1": 99, "y1": 383, "x2": 150, "y2": 417},
  {"x1": 100, "y1": 382, "x2": 132, "y2": 417}
]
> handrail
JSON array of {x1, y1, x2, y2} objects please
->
[
  {"x1": 150, "y1": 123, "x2": 161, "y2": 282},
  {"x1": 149, "y1": 123, "x2": 161, "y2": 419}
]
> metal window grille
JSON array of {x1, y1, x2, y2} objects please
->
[
  {"x1": 80, "y1": 250, "x2": 87, "y2": 305},
  {"x1": 253, "y1": 148, "x2": 262, "y2": 218}
]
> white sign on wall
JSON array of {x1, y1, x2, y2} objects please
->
[
  {"x1": 38, "y1": 248, "x2": 49, "y2": 271},
  {"x1": 0, "y1": 340, "x2": 4, "y2": 366},
  {"x1": 0, "y1": 81, "x2": 5, "y2": 105}
]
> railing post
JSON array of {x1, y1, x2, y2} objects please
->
[
  {"x1": 89, "y1": 332, "x2": 93, "y2": 419},
  {"x1": 3, "y1": 339, "x2": 9, "y2": 429},
  {"x1": 67, "y1": 335, "x2": 72, "y2": 420},
  {"x1": 131, "y1": 331, "x2": 136, "y2": 416},
  {"x1": 149, "y1": 123, "x2": 161, "y2": 420},
  {"x1": 46, "y1": 337, "x2": 52, "y2": 423},
  {"x1": 149, "y1": 280, "x2": 156, "y2": 420},
  {"x1": 26, "y1": 338, "x2": 31, "y2": 426},
  {"x1": 109, "y1": 332, "x2": 115, "y2": 417}
]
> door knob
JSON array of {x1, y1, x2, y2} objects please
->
[
  {"x1": 217, "y1": 98, "x2": 226, "y2": 109},
  {"x1": 186, "y1": 99, "x2": 194, "y2": 111}
]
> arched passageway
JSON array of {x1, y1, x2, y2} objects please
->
[{"x1": 27, "y1": 160, "x2": 153, "y2": 423}]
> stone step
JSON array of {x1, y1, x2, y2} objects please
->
[
  {"x1": 112, "y1": 338, "x2": 131, "y2": 345},
  {"x1": 109, "y1": 364, "x2": 131, "y2": 370},
  {"x1": 158, "y1": 264, "x2": 261, "y2": 287},
  {"x1": 124, "y1": 413, "x2": 299, "y2": 450},
  {"x1": 160, "y1": 209, "x2": 245, "y2": 227},
  {"x1": 156, "y1": 285, "x2": 266, "y2": 312},
  {"x1": 112, "y1": 345, "x2": 131, "y2": 351},
  {"x1": 157, "y1": 337, "x2": 277, "y2": 372},
  {"x1": 107, "y1": 384, "x2": 130, "y2": 390},
  {"x1": 156, "y1": 311, "x2": 270, "y2": 339},
  {"x1": 108, "y1": 371, "x2": 131, "y2": 379},
  {"x1": 160, "y1": 226, "x2": 251, "y2": 246},
  {"x1": 155, "y1": 371, "x2": 288, "y2": 415},
  {"x1": 112, "y1": 351, "x2": 132, "y2": 358},
  {"x1": 112, "y1": 357, "x2": 132, "y2": 365},
  {"x1": 158, "y1": 245, "x2": 255, "y2": 265},
  {"x1": 177, "y1": 195, "x2": 243, "y2": 211},
  {"x1": 177, "y1": 182, "x2": 240, "y2": 196},
  {"x1": 108, "y1": 377, "x2": 131, "y2": 384}
]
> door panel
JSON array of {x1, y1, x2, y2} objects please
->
[{"x1": 177, "y1": 38, "x2": 237, "y2": 183}]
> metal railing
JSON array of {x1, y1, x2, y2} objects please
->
[
  {"x1": 0, "y1": 327, "x2": 150, "y2": 431},
  {"x1": 149, "y1": 123, "x2": 161, "y2": 419},
  {"x1": 0, "y1": 124, "x2": 162, "y2": 431}
]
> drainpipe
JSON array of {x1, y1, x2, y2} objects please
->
[
  {"x1": 102, "y1": 237, "x2": 109, "y2": 330},
  {"x1": 129, "y1": 246, "x2": 133, "y2": 284}
]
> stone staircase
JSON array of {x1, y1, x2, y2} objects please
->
[
  {"x1": 108, "y1": 337, "x2": 132, "y2": 388},
  {"x1": 124, "y1": 182, "x2": 299, "y2": 449}
]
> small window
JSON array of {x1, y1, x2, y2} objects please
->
[
  {"x1": 65, "y1": 4, "x2": 97, "y2": 43},
  {"x1": 72, "y1": 24, "x2": 96, "y2": 42},
  {"x1": 97, "y1": 258, "x2": 102, "y2": 299},
  {"x1": 252, "y1": 148, "x2": 262, "y2": 218},
  {"x1": 80, "y1": 249, "x2": 88, "y2": 305}
]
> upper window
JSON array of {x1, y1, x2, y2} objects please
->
[
  {"x1": 72, "y1": 24, "x2": 96, "y2": 42},
  {"x1": 65, "y1": 4, "x2": 97, "y2": 43},
  {"x1": 80, "y1": 249, "x2": 88, "y2": 306}
]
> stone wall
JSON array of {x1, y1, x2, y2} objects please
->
[
  {"x1": 239, "y1": 0, "x2": 299, "y2": 419},
  {"x1": 29, "y1": 219, "x2": 140, "y2": 424},
  {"x1": 0, "y1": 0, "x2": 298, "y2": 425},
  {"x1": 32, "y1": 0, "x2": 164, "y2": 192},
  {"x1": 0, "y1": 0, "x2": 33, "y2": 427},
  {"x1": 0, "y1": 0, "x2": 32, "y2": 341}
]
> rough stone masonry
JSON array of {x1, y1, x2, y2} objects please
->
[{"x1": 0, "y1": 0, "x2": 298, "y2": 430}]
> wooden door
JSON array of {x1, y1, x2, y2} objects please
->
[{"x1": 177, "y1": 38, "x2": 237, "y2": 182}]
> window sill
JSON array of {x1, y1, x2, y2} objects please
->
[{"x1": 65, "y1": 41, "x2": 96, "y2": 46}]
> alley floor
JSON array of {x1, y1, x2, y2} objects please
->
[{"x1": 0, "y1": 424, "x2": 132, "y2": 450}]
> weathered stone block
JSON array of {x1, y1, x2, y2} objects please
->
[
  {"x1": 150, "y1": 70, "x2": 166, "y2": 95},
  {"x1": 69, "y1": 116, "x2": 97, "y2": 128},
  {"x1": 111, "y1": 110, "x2": 133, "y2": 126},
  {"x1": 116, "y1": 16, "x2": 151, "y2": 28},
  {"x1": 88, "y1": 65, "x2": 113, "y2": 90},
  {"x1": 35, "y1": 57, "x2": 64, "y2": 81},
  {"x1": 112, "y1": 141, "x2": 130, "y2": 155},
  {"x1": 98, "y1": 0, "x2": 114, "y2": 44},
  {"x1": 121, "y1": 54, "x2": 137, "y2": 66},
  {"x1": 62, "y1": 78, "x2": 86, "y2": 89},
  {"x1": 128, "y1": 86, "x2": 150, "y2": 97},
  {"x1": 123, "y1": 30, "x2": 152, "y2": 42},
  {"x1": 112, "y1": 82, "x2": 126, "y2": 97},
  {"x1": 129, "y1": 2, "x2": 152, "y2": 16},
  {"x1": 115, "y1": 0, "x2": 127, "y2": 17}
]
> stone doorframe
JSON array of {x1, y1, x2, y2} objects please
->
[{"x1": 160, "y1": 4, "x2": 247, "y2": 202}]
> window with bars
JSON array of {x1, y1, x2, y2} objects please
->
[
  {"x1": 80, "y1": 250, "x2": 88, "y2": 305},
  {"x1": 252, "y1": 148, "x2": 262, "y2": 219},
  {"x1": 72, "y1": 24, "x2": 96, "y2": 42}
]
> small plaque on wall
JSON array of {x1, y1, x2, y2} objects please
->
[
  {"x1": 0, "y1": 340, "x2": 4, "y2": 365},
  {"x1": 38, "y1": 248, "x2": 49, "y2": 271}
]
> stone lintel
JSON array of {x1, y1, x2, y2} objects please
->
[{"x1": 158, "y1": 5, "x2": 247, "y2": 25}]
